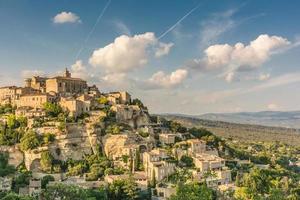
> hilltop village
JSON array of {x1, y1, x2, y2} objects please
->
[{"x1": 0, "y1": 69, "x2": 299, "y2": 199}]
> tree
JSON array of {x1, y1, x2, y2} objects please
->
[
  {"x1": 123, "y1": 176, "x2": 139, "y2": 200},
  {"x1": 169, "y1": 182, "x2": 214, "y2": 200},
  {"x1": 131, "y1": 98, "x2": 145, "y2": 109},
  {"x1": 0, "y1": 192, "x2": 35, "y2": 200},
  {"x1": 43, "y1": 133, "x2": 55, "y2": 144},
  {"x1": 98, "y1": 96, "x2": 109, "y2": 105},
  {"x1": 43, "y1": 102, "x2": 63, "y2": 117},
  {"x1": 0, "y1": 152, "x2": 15, "y2": 177},
  {"x1": 42, "y1": 183, "x2": 90, "y2": 200},
  {"x1": 179, "y1": 155, "x2": 194, "y2": 168},
  {"x1": 20, "y1": 130, "x2": 41, "y2": 151},
  {"x1": 7, "y1": 115, "x2": 20, "y2": 129},
  {"x1": 40, "y1": 151, "x2": 54, "y2": 172},
  {"x1": 41, "y1": 175, "x2": 55, "y2": 189},
  {"x1": 107, "y1": 178, "x2": 139, "y2": 200}
]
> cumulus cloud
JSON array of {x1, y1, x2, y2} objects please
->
[
  {"x1": 70, "y1": 60, "x2": 88, "y2": 79},
  {"x1": 187, "y1": 34, "x2": 290, "y2": 82},
  {"x1": 53, "y1": 12, "x2": 81, "y2": 24},
  {"x1": 89, "y1": 32, "x2": 172, "y2": 73},
  {"x1": 141, "y1": 69, "x2": 188, "y2": 89},
  {"x1": 155, "y1": 43, "x2": 174, "y2": 58}
]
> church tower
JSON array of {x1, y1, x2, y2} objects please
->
[{"x1": 63, "y1": 68, "x2": 71, "y2": 78}]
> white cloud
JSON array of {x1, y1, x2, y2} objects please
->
[
  {"x1": 188, "y1": 34, "x2": 290, "y2": 82},
  {"x1": 89, "y1": 32, "x2": 172, "y2": 73},
  {"x1": 21, "y1": 70, "x2": 46, "y2": 78},
  {"x1": 155, "y1": 43, "x2": 174, "y2": 58},
  {"x1": 53, "y1": 12, "x2": 81, "y2": 24},
  {"x1": 258, "y1": 73, "x2": 270, "y2": 81},
  {"x1": 267, "y1": 103, "x2": 279, "y2": 111},
  {"x1": 102, "y1": 73, "x2": 127, "y2": 84},
  {"x1": 70, "y1": 60, "x2": 89, "y2": 79},
  {"x1": 144, "y1": 69, "x2": 188, "y2": 89}
]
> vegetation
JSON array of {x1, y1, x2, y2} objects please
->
[
  {"x1": 107, "y1": 177, "x2": 139, "y2": 200},
  {"x1": 131, "y1": 98, "x2": 147, "y2": 109},
  {"x1": 20, "y1": 130, "x2": 41, "y2": 151},
  {"x1": 0, "y1": 152, "x2": 15, "y2": 177},
  {"x1": 43, "y1": 102, "x2": 63, "y2": 117},
  {"x1": 179, "y1": 155, "x2": 194, "y2": 168},
  {"x1": 40, "y1": 151, "x2": 54, "y2": 172},
  {"x1": 41, "y1": 175, "x2": 55, "y2": 189},
  {"x1": 169, "y1": 182, "x2": 215, "y2": 200},
  {"x1": 41, "y1": 183, "x2": 107, "y2": 200},
  {"x1": 98, "y1": 96, "x2": 109, "y2": 105}
]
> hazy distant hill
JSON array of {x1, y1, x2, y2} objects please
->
[
  {"x1": 197, "y1": 111, "x2": 300, "y2": 129},
  {"x1": 160, "y1": 114, "x2": 300, "y2": 146}
]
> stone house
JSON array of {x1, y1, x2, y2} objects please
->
[
  {"x1": 106, "y1": 91, "x2": 131, "y2": 105},
  {"x1": 143, "y1": 149, "x2": 176, "y2": 182},
  {"x1": 59, "y1": 94, "x2": 91, "y2": 118},
  {"x1": 159, "y1": 133, "x2": 176, "y2": 145},
  {"x1": 16, "y1": 93, "x2": 55, "y2": 109}
]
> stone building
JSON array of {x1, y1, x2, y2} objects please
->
[
  {"x1": 46, "y1": 69, "x2": 87, "y2": 95},
  {"x1": 25, "y1": 76, "x2": 48, "y2": 92},
  {"x1": 106, "y1": 91, "x2": 131, "y2": 105},
  {"x1": 59, "y1": 94, "x2": 91, "y2": 118},
  {"x1": 143, "y1": 149, "x2": 176, "y2": 182},
  {"x1": 16, "y1": 93, "x2": 55, "y2": 109},
  {"x1": 0, "y1": 86, "x2": 38, "y2": 105},
  {"x1": 159, "y1": 133, "x2": 176, "y2": 145}
]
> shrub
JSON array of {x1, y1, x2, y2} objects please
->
[{"x1": 20, "y1": 131, "x2": 41, "y2": 151}]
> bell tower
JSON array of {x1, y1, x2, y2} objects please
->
[{"x1": 63, "y1": 68, "x2": 71, "y2": 78}]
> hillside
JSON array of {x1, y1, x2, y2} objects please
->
[
  {"x1": 197, "y1": 111, "x2": 300, "y2": 129},
  {"x1": 160, "y1": 114, "x2": 300, "y2": 146}
]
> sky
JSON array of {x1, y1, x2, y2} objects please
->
[{"x1": 1, "y1": 0, "x2": 300, "y2": 115}]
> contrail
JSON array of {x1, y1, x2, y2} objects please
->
[
  {"x1": 158, "y1": 3, "x2": 201, "y2": 40},
  {"x1": 75, "y1": 0, "x2": 112, "y2": 60}
]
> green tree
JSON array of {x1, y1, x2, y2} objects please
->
[
  {"x1": 0, "y1": 152, "x2": 15, "y2": 177},
  {"x1": 98, "y1": 96, "x2": 109, "y2": 105},
  {"x1": 7, "y1": 115, "x2": 20, "y2": 129},
  {"x1": 20, "y1": 130, "x2": 41, "y2": 151},
  {"x1": 41, "y1": 175, "x2": 55, "y2": 189},
  {"x1": 169, "y1": 182, "x2": 214, "y2": 200},
  {"x1": 179, "y1": 155, "x2": 194, "y2": 168},
  {"x1": 40, "y1": 151, "x2": 54, "y2": 172},
  {"x1": 131, "y1": 98, "x2": 145, "y2": 108},
  {"x1": 41, "y1": 183, "x2": 89, "y2": 200},
  {"x1": 43, "y1": 133, "x2": 55, "y2": 144},
  {"x1": 43, "y1": 102, "x2": 63, "y2": 117},
  {"x1": 107, "y1": 178, "x2": 139, "y2": 200}
]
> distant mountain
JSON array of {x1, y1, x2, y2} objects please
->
[{"x1": 197, "y1": 111, "x2": 300, "y2": 129}]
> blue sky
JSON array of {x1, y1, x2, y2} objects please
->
[{"x1": 1, "y1": 0, "x2": 300, "y2": 114}]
